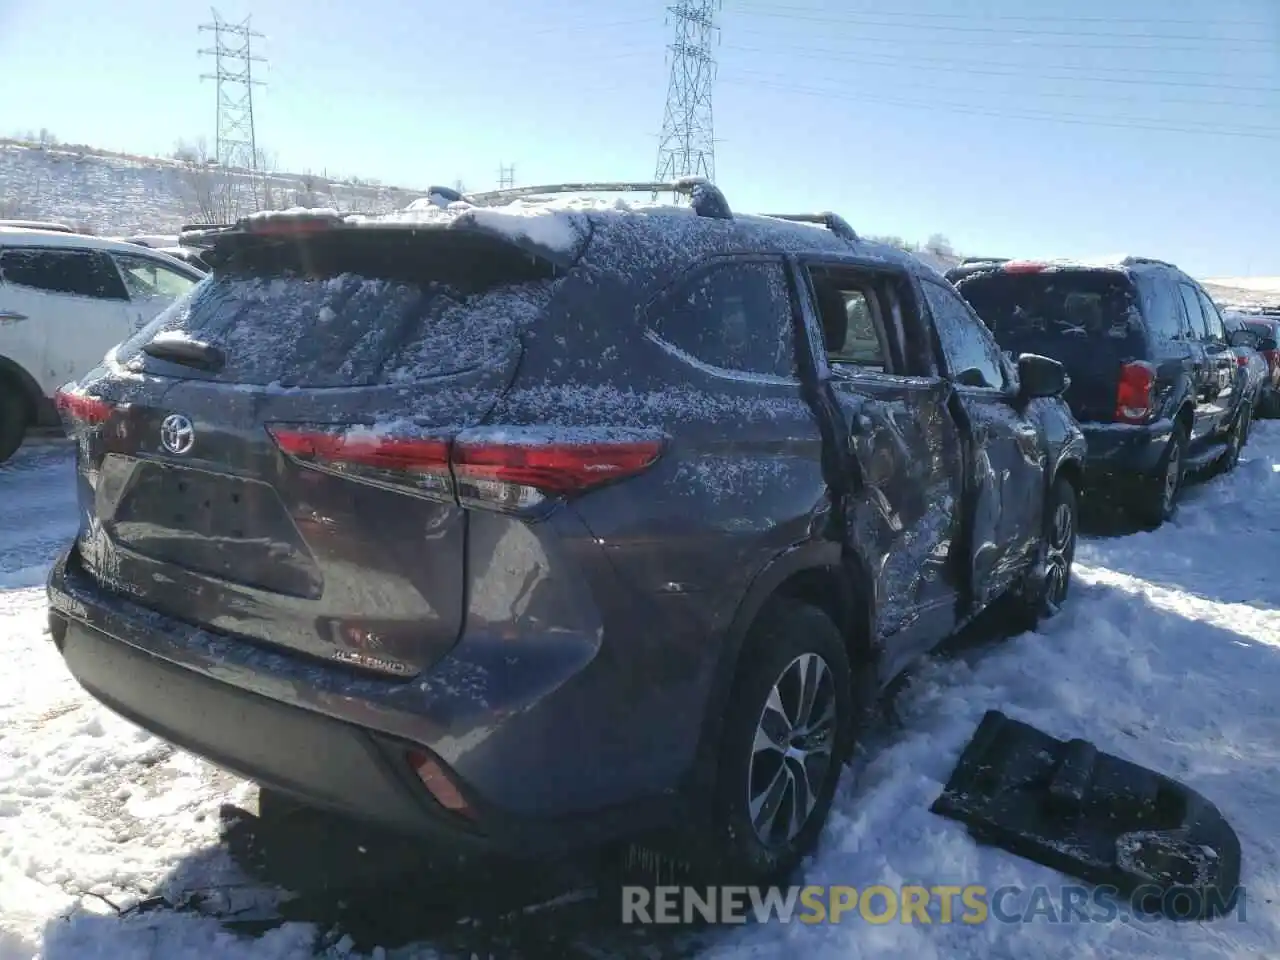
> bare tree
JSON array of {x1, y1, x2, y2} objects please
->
[
  {"x1": 255, "y1": 147, "x2": 281, "y2": 210},
  {"x1": 291, "y1": 170, "x2": 330, "y2": 209},
  {"x1": 867, "y1": 234, "x2": 910, "y2": 252},
  {"x1": 0, "y1": 197, "x2": 31, "y2": 219},
  {"x1": 925, "y1": 233, "x2": 954, "y2": 257},
  {"x1": 176, "y1": 137, "x2": 256, "y2": 223},
  {"x1": 172, "y1": 138, "x2": 201, "y2": 164}
]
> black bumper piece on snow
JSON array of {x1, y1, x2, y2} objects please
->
[{"x1": 932, "y1": 710, "x2": 1241, "y2": 920}]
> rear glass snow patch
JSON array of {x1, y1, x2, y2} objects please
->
[{"x1": 118, "y1": 272, "x2": 555, "y2": 387}]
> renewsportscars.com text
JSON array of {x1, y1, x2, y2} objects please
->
[{"x1": 621, "y1": 883, "x2": 1246, "y2": 925}]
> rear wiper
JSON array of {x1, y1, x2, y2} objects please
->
[{"x1": 142, "y1": 337, "x2": 226, "y2": 373}]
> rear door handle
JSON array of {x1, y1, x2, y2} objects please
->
[{"x1": 0, "y1": 310, "x2": 27, "y2": 322}]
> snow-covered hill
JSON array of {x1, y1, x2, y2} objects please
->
[
  {"x1": 0, "y1": 141, "x2": 428, "y2": 236},
  {"x1": 1202, "y1": 277, "x2": 1280, "y2": 311}
]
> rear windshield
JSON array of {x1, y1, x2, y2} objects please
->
[
  {"x1": 955, "y1": 270, "x2": 1142, "y2": 346},
  {"x1": 114, "y1": 230, "x2": 559, "y2": 387}
]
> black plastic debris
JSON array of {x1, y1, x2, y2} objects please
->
[{"x1": 932, "y1": 710, "x2": 1241, "y2": 920}]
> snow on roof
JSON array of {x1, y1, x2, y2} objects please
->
[
  {"x1": 355, "y1": 192, "x2": 700, "y2": 255},
  {"x1": 226, "y1": 193, "x2": 895, "y2": 274}
]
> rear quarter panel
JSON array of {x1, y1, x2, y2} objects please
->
[{"x1": 477, "y1": 260, "x2": 832, "y2": 803}]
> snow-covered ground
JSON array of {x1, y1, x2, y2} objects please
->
[{"x1": 5, "y1": 426, "x2": 1280, "y2": 958}]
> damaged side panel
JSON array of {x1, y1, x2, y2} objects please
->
[{"x1": 834, "y1": 374, "x2": 965, "y2": 676}]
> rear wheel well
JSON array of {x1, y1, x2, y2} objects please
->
[
  {"x1": 773, "y1": 564, "x2": 873, "y2": 674},
  {"x1": 1175, "y1": 401, "x2": 1194, "y2": 436},
  {"x1": 1054, "y1": 458, "x2": 1083, "y2": 498},
  {"x1": 0, "y1": 355, "x2": 40, "y2": 425}
]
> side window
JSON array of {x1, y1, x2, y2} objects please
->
[
  {"x1": 1135, "y1": 273, "x2": 1183, "y2": 340},
  {"x1": 650, "y1": 260, "x2": 797, "y2": 378},
  {"x1": 1178, "y1": 284, "x2": 1210, "y2": 340},
  {"x1": 922, "y1": 279, "x2": 1006, "y2": 389},
  {"x1": 112, "y1": 253, "x2": 199, "y2": 302},
  {"x1": 808, "y1": 272, "x2": 888, "y2": 371},
  {"x1": 0, "y1": 248, "x2": 128, "y2": 301},
  {"x1": 1196, "y1": 290, "x2": 1226, "y2": 341}
]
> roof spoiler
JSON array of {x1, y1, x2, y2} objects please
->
[{"x1": 758, "y1": 212, "x2": 858, "y2": 243}]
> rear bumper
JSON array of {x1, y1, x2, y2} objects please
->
[
  {"x1": 46, "y1": 544, "x2": 683, "y2": 858},
  {"x1": 1079, "y1": 419, "x2": 1173, "y2": 481}
]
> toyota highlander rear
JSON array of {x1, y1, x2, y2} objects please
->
[{"x1": 46, "y1": 212, "x2": 677, "y2": 852}]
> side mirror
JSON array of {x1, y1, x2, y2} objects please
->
[{"x1": 1017, "y1": 353, "x2": 1068, "y2": 400}]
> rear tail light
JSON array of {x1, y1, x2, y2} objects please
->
[
  {"x1": 267, "y1": 425, "x2": 453, "y2": 499},
  {"x1": 54, "y1": 387, "x2": 112, "y2": 425},
  {"x1": 268, "y1": 424, "x2": 665, "y2": 512},
  {"x1": 450, "y1": 428, "x2": 664, "y2": 511},
  {"x1": 1237, "y1": 353, "x2": 1250, "y2": 368},
  {"x1": 1115, "y1": 361, "x2": 1156, "y2": 424}
]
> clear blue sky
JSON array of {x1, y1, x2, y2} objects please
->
[{"x1": 1, "y1": 0, "x2": 1277, "y2": 276}]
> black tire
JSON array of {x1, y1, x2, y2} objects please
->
[
  {"x1": 0, "y1": 380, "x2": 28, "y2": 465},
  {"x1": 706, "y1": 600, "x2": 855, "y2": 884},
  {"x1": 1219, "y1": 405, "x2": 1249, "y2": 474},
  {"x1": 1012, "y1": 475, "x2": 1078, "y2": 629},
  {"x1": 1130, "y1": 423, "x2": 1186, "y2": 529}
]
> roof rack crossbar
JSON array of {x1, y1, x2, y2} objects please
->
[
  {"x1": 758, "y1": 212, "x2": 859, "y2": 243},
  {"x1": 464, "y1": 178, "x2": 733, "y2": 220}
]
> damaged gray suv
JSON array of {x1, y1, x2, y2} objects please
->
[{"x1": 48, "y1": 180, "x2": 1084, "y2": 881}]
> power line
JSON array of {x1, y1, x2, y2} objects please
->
[
  {"x1": 720, "y1": 76, "x2": 1280, "y2": 141},
  {"x1": 733, "y1": 1, "x2": 1275, "y2": 29},
  {"x1": 731, "y1": 6, "x2": 1279, "y2": 45},
  {"x1": 722, "y1": 38, "x2": 1276, "y2": 83},
  {"x1": 728, "y1": 65, "x2": 1271, "y2": 111},
  {"x1": 721, "y1": 44, "x2": 1280, "y2": 96},
  {"x1": 726, "y1": 20, "x2": 1278, "y2": 54},
  {"x1": 655, "y1": 1, "x2": 720, "y2": 187}
]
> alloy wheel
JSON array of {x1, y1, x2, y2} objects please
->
[
  {"x1": 747, "y1": 653, "x2": 839, "y2": 848},
  {"x1": 1043, "y1": 498, "x2": 1075, "y2": 611}
]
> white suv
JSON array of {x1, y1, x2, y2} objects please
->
[{"x1": 0, "y1": 227, "x2": 204, "y2": 461}]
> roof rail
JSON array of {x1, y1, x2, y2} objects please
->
[
  {"x1": 1120, "y1": 255, "x2": 1177, "y2": 269},
  {"x1": 463, "y1": 178, "x2": 733, "y2": 220},
  {"x1": 0, "y1": 219, "x2": 76, "y2": 233},
  {"x1": 759, "y1": 212, "x2": 859, "y2": 243}
]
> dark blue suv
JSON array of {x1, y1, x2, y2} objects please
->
[
  {"x1": 47, "y1": 181, "x2": 1084, "y2": 882},
  {"x1": 949, "y1": 258, "x2": 1256, "y2": 527}
]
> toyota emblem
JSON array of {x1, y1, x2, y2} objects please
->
[{"x1": 160, "y1": 414, "x2": 195, "y2": 455}]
